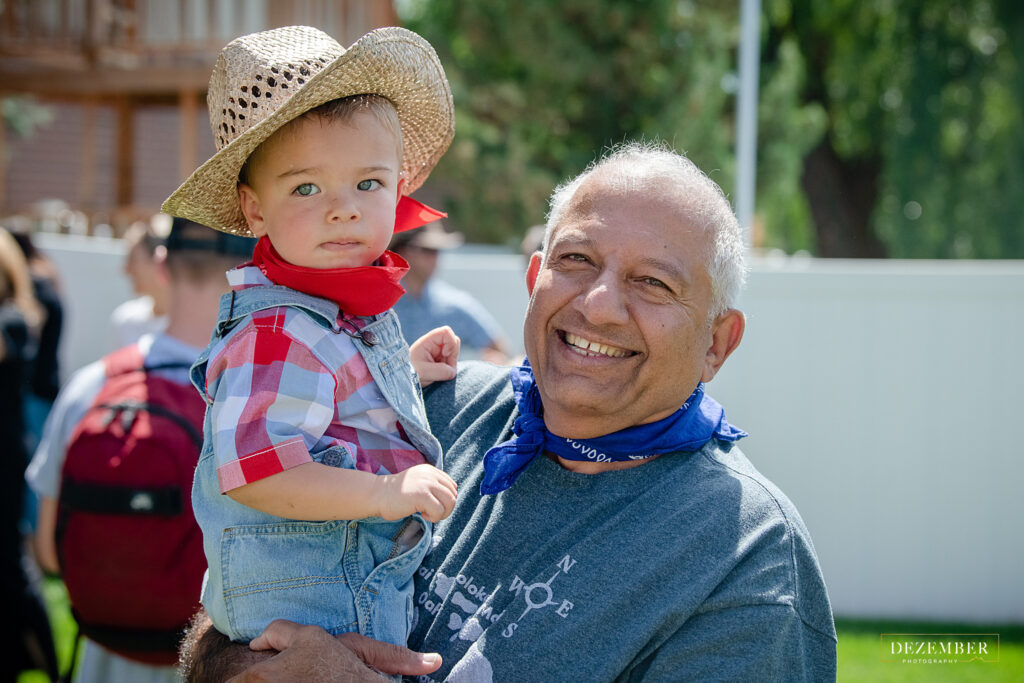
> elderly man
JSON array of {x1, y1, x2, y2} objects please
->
[{"x1": 186, "y1": 142, "x2": 836, "y2": 682}]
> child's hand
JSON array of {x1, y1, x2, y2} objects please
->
[
  {"x1": 409, "y1": 326, "x2": 460, "y2": 387},
  {"x1": 378, "y1": 464, "x2": 458, "y2": 523}
]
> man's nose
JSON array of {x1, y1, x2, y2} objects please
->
[{"x1": 578, "y1": 271, "x2": 629, "y2": 326}]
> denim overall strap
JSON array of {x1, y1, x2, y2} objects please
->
[
  {"x1": 189, "y1": 286, "x2": 342, "y2": 400},
  {"x1": 349, "y1": 310, "x2": 443, "y2": 467}
]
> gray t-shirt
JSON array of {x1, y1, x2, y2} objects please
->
[{"x1": 410, "y1": 362, "x2": 836, "y2": 682}]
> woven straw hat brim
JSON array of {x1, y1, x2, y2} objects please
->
[{"x1": 161, "y1": 27, "x2": 454, "y2": 236}]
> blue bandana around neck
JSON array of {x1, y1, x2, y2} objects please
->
[{"x1": 480, "y1": 359, "x2": 747, "y2": 495}]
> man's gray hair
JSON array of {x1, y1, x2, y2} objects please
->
[{"x1": 542, "y1": 141, "x2": 747, "y2": 319}]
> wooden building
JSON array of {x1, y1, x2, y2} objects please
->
[{"x1": 0, "y1": 0, "x2": 398, "y2": 232}]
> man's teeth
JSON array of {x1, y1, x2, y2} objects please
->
[{"x1": 564, "y1": 332, "x2": 628, "y2": 358}]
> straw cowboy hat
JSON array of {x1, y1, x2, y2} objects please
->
[{"x1": 162, "y1": 25, "x2": 454, "y2": 237}]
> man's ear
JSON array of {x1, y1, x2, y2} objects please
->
[
  {"x1": 526, "y1": 252, "x2": 542, "y2": 295},
  {"x1": 701, "y1": 309, "x2": 745, "y2": 383},
  {"x1": 153, "y1": 245, "x2": 170, "y2": 286},
  {"x1": 238, "y1": 184, "x2": 266, "y2": 237}
]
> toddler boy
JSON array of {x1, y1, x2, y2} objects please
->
[{"x1": 163, "y1": 25, "x2": 458, "y2": 649}]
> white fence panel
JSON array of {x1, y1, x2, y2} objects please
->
[{"x1": 36, "y1": 234, "x2": 1024, "y2": 624}]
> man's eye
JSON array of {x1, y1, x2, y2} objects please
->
[
  {"x1": 562, "y1": 253, "x2": 589, "y2": 263},
  {"x1": 357, "y1": 179, "x2": 381, "y2": 191},
  {"x1": 641, "y1": 276, "x2": 670, "y2": 291},
  {"x1": 294, "y1": 183, "x2": 320, "y2": 196}
]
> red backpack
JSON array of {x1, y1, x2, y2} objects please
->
[{"x1": 57, "y1": 343, "x2": 207, "y2": 666}]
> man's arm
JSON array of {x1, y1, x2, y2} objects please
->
[
  {"x1": 33, "y1": 495, "x2": 60, "y2": 574},
  {"x1": 180, "y1": 612, "x2": 442, "y2": 683}
]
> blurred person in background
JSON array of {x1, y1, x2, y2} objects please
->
[
  {"x1": 390, "y1": 221, "x2": 511, "y2": 363},
  {"x1": 0, "y1": 226, "x2": 59, "y2": 682},
  {"x1": 520, "y1": 223, "x2": 546, "y2": 267},
  {"x1": 27, "y1": 218, "x2": 256, "y2": 683},
  {"x1": 109, "y1": 218, "x2": 170, "y2": 350},
  {"x1": 6, "y1": 218, "x2": 66, "y2": 448}
]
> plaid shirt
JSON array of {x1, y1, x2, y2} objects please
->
[{"x1": 204, "y1": 266, "x2": 426, "y2": 493}]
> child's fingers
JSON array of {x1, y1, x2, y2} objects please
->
[
  {"x1": 438, "y1": 489, "x2": 457, "y2": 519},
  {"x1": 418, "y1": 362, "x2": 456, "y2": 384},
  {"x1": 443, "y1": 333, "x2": 461, "y2": 365},
  {"x1": 418, "y1": 494, "x2": 446, "y2": 523},
  {"x1": 418, "y1": 482, "x2": 458, "y2": 522}
]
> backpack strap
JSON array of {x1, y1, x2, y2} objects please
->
[
  {"x1": 102, "y1": 342, "x2": 146, "y2": 378},
  {"x1": 103, "y1": 342, "x2": 193, "y2": 379}
]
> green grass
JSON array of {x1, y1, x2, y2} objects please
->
[
  {"x1": 837, "y1": 617, "x2": 1024, "y2": 682},
  {"x1": 17, "y1": 579, "x2": 1024, "y2": 681},
  {"x1": 19, "y1": 578, "x2": 79, "y2": 683}
]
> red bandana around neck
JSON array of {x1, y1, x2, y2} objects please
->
[{"x1": 250, "y1": 197, "x2": 445, "y2": 317}]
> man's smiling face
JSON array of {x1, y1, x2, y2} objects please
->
[{"x1": 523, "y1": 169, "x2": 721, "y2": 439}]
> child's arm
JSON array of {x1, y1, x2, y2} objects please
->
[
  {"x1": 227, "y1": 461, "x2": 457, "y2": 523},
  {"x1": 409, "y1": 325, "x2": 460, "y2": 387}
]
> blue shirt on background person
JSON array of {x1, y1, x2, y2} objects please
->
[{"x1": 390, "y1": 222, "x2": 512, "y2": 364}]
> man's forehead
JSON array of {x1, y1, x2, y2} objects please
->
[{"x1": 559, "y1": 174, "x2": 703, "y2": 236}]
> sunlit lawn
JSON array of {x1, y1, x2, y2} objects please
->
[
  {"x1": 837, "y1": 618, "x2": 1024, "y2": 682},
  {"x1": 19, "y1": 578, "x2": 78, "y2": 683},
  {"x1": 18, "y1": 579, "x2": 1024, "y2": 682}
]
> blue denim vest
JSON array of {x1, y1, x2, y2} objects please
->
[{"x1": 189, "y1": 284, "x2": 443, "y2": 644}]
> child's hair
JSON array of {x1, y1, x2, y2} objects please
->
[{"x1": 238, "y1": 94, "x2": 402, "y2": 186}]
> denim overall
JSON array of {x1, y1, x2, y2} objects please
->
[{"x1": 189, "y1": 284, "x2": 443, "y2": 645}]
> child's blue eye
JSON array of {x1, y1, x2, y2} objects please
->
[
  {"x1": 357, "y1": 179, "x2": 381, "y2": 191},
  {"x1": 294, "y1": 183, "x2": 320, "y2": 196}
]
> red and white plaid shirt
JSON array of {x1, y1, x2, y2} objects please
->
[{"x1": 204, "y1": 266, "x2": 426, "y2": 492}]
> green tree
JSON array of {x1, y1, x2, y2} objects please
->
[
  {"x1": 404, "y1": 0, "x2": 741, "y2": 245},
  {"x1": 764, "y1": 0, "x2": 1024, "y2": 257},
  {"x1": 2, "y1": 95, "x2": 54, "y2": 161},
  {"x1": 405, "y1": 0, "x2": 1023, "y2": 258}
]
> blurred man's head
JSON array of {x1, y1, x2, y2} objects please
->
[
  {"x1": 155, "y1": 216, "x2": 256, "y2": 348},
  {"x1": 161, "y1": 216, "x2": 256, "y2": 285},
  {"x1": 123, "y1": 221, "x2": 165, "y2": 298},
  {"x1": 389, "y1": 221, "x2": 464, "y2": 295}
]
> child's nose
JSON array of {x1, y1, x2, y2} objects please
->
[{"x1": 328, "y1": 191, "x2": 360, "y2": 223}]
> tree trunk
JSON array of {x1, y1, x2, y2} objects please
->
[{"x1": 801, "y1": 139, "x2": 887, "y2": 258}]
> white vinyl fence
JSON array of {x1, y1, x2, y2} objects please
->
[{"x1": 38, "y1": 233, "x2": 1024, "y2": 625}]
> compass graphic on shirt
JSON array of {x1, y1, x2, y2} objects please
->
[
  {"x1": 435, "y1": 554, "x2": 576, "y2": 646},
  {"x1": 504, "y1": 554, "x2": 576, "y2": 635},
  {"x1": 511, "y1": 567, "x2": 562, "y2": 622}
]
